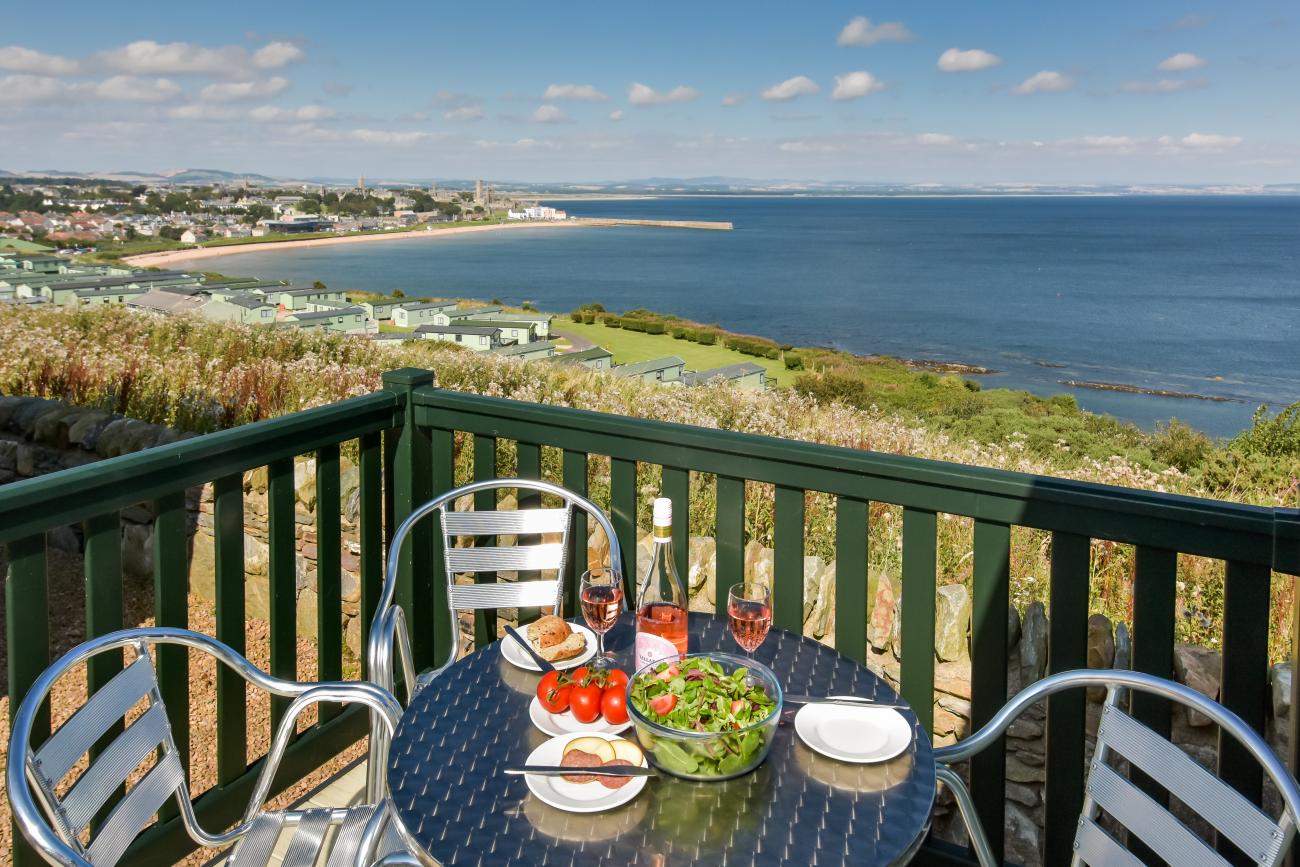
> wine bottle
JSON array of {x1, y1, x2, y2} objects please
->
[{"x1": 635, "y1": 497, "x2": 689, "y2": 669}]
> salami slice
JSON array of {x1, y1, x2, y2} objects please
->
[
  {"x1": 559, "y1": 748, "x2": 602, "y2": 783},
  {"x1": 597, "y1": 759, "x2": 634, "y2": 789}
]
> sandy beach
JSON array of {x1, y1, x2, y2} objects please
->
[{"x1": 122, "y1": 220, "x2": 581, "y2": 267}]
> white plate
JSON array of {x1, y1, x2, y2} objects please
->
[
  {"x1": 529, "y1": 696, "x2": 632, "y2": 737},
  {"x1": 499, "y1": 623, "x2": 597, "y2": 672},
  {"x1": 794, "y1": 698, "x2": 913, "y2": 764},
  {"x1": 522, "y1": 733, "x2": 649, "y2": 813}
]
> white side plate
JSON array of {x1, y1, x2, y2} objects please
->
[
  {"x1": 529, "y1": 696, "x2": 632, "y2": 737},
  {"x1": 500, "y1": 623, "x2": 597, "y2": 672},
  {"x1": 522, "y1": 733, "x2": 648, "y2": 814},
  {"x1": 794, "y1": 698, "x2": 913, "y2": 764}
]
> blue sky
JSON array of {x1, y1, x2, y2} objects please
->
[{"x1": 1, "y1": 1, "x2": 1297, "y2": 184}]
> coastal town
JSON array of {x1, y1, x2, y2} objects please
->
[
  {"x1": 0, "y1": 174, "x2": 568, "y2": 252},
  {"x1": 0, "y1": 243, "x2": 768, "y2": 390}
]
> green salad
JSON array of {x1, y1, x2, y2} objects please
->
[{"x1": 629, "y1": 657, "x2": 779, "y2": 778}]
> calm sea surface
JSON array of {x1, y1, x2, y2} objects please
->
[{"x1": 188, "y1": 196, "x2": 1300, "y2": 437}]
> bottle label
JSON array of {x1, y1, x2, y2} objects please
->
[{"x1": 635, "y1": 631, "x2": 679, "y2": 670}]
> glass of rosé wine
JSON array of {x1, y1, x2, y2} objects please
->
[
  {"x1": 579, "y1": 569, "x2": 623, "y2": 664},
  {"x1": 728, "y1": 581, "x2": 772, "y2": 655}
]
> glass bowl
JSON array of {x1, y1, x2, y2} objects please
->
[{"x1": 626, "y1": 651, "x2": 783, "y2": 781}]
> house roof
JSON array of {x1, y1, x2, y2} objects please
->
[
  {"x1": 550, "y1": 346, "x2": 613, "y2": 365},
  {"x1": 414, "y1": 324, "x2": 501, "y2": 336},
  {"x1": 278, "y1": 286, "x2": 343, "y2": 297},
  {"x1": 397, "y1": 301, "x2": 457, "y2": 313},
  {"x1": 74, "y1": 285, "x2": 152, "y2": 298},
  {"x1": 613, "y1": 356, "x2": 686, "y2": 377},
  {"x1": 286, "y1": 306, "x2": 367, "y2": 322},
  {"x1": 220, "y1": 295, "x2": 274, "y2": 310},
  {"x1": 450, "y1": 310, "x2": 551, "y2": 323},
  {"x1": 442, "y1": 305, "x2": 502, "y2": 318},
  {"x1": 127, "y1": 291, "x2": 211, "y2": 315},
  {"x1": 681, "y1": 362, "x2": 767, "y2": 386},
  {"x1": 492, "y1": 340, "x2": 560, "y2": 357}
]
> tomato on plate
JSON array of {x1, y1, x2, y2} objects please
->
[
  {"x1": 570, "y1": 666, "x2": 592, "y2": 686},
  {"x1": 653, "y1": 665, "x2": 680, "y2": 682},
  {"x1": 648, "y1": 693, "x2": 677, "y2": 715},
  {"x1": 601, "y1": 687, "x2": 629, "y2": 725},
  {"x1": 539, "y1": 684, "x2": 572, "y2": 714},
  {"x1": 570, "y1": 683, "x2": 604, "y2": 723},
  {"x1": 603, "y1": 669, "x2": 630, "y2": 690}
]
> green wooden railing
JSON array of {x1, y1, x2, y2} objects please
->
[
  {"x1": 1, "y1": 389, "x2": 401, "y2": 867},
  {"x1": 3, "y1": 366, "x2": 1299, "y2": 866}
]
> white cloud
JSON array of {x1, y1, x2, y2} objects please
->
[
  {"x1": 761, "y1": 75, "x2": 819, "y2": 101},
  {"x1": 0, "y1": 74, "x2": 71, "y2": 103},
  {"x1": 721, "y1": 93, "x2": 745, "y2": 106},
  {"x1": 1121, "y1": 78, "x2": 1203, "y2": 93},
  {"x1": 837, "y1": 17, "x2": 914, "y2": 47},
  {"x1": 96, "y1": 40, "x2": 304, "y2": 78},
  {"x1": 199, "y1": 76, "x2": 289, "y2": 102},
  {"x1": 1180, "y1": 132, "x2": 1242, "y2": 148},
  {"x1": 936, "y1": 48, "x2": 1001, "y2": 73},
  {"x1": 252, "y1": 41, "x2": 304, "y2": 69},
  {"x1": 167, "y1": 103, "x2": 241, "y2": 121},
  {"x1": 1158, "y1": 52, "x2": 1207, "y2": 71},
  {"x1": 532, "y1": 104, "x2": 570, "y2": 123},
  {"x1": 831, "y1": 71, "x2": 883, "y2": 101},
  {"x1": 0, "y1": 46, "x2": 79, "y2": 75},
  {"x1": 346, "y1": 128, "x2": 433, "y2": 146},
  {"x1": 627, "y1": 82, "x2": 698, "y2": 105},
  {"x1": 249, "y1": 103, "x2": 334, "y2": 121},
  {"x1": 93, "y1": 75, "x2": 182, "y2": 102},
  {"x1": 542, "y1": 83, "x2": 608, "y2": 102},
  {"x1": 608, "y1": 109, "x2": 624, "y2": 121},
  {"x1": 444, "y1": 105, "x2": 483, "y2": 122},
  {"x1": 1012, "y1": 70, "x2": 1074, "y2": 95},
  {"x1": 915, "y1": 132, "x2": 959, "y2": 146}
]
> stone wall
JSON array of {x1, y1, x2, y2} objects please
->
[{"x1": 0, "y1": 396, "x2": 366, "y2": 659}]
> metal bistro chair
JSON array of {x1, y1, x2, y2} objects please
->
[
  {"x1": 367, "y1": 478, "x2": 624, "y2": 704},
  {"x1": 7, "y1": 627, "x2": 406, "y2": 867},
  {"x1": 934, "y1": 669, "x2": 1300, "y2": 867}
]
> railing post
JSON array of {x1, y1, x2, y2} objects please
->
[
  {"x1": 383, "y1": 368, "x2": 435, "y2": 669},
  {"x1": 1275, "y1": 509, "x2": 1300, "y2": 866}
]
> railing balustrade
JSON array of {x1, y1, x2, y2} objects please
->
[{"x1": 2, "y1": 366, "x2": 1297, "y2": 866}]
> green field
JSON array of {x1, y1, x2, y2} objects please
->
[{"x1": 553, "y1": 316, "x2": 788, "y2": 385}]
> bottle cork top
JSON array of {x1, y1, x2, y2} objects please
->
[{"x1": 652, "y1": 497, "x2": 672, "y2": 526}]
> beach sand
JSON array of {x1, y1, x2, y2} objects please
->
[{"x1": 122, "y1": 220, "x2": 580, "y2": 268}]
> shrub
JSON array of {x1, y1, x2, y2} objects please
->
[
  {"x1": 645, "y1": 321, "x2": 666, "y2": 335},
  {"x1": 603, "y1": 316, "x2": 622, "y2": 328},
  {"x1": 671, "y1": 327, "x2": 688, "y2": 339},
  {"x1": 1152, "y1": 419, "x2": 1212, "y2": 471},
  {"x1": 695, "y1": 331, "x2": 717, "y2": 346},
  {"x1": 1233, "y1": 402, "x2": 1300, "y2": 458},
  {"x1": 784, "y1": 353, "x2": 804, "y2": 371}
]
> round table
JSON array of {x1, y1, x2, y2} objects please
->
[{"x1": 386, "y1": 613, "x2": 936, "y2": 866}]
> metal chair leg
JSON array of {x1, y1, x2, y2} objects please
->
[{"x1": 936, "y1": 765, "x2": 999, "y2": 867}]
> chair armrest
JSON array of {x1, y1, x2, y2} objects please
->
[{"x1": 367, "y1": 605, "x2": 417, "y2": 705}]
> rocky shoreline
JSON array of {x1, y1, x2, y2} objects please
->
[{"x1": 1058, "y1": 378, "x2": 1245, "y2": 402}]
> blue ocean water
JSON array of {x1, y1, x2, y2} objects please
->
[{"x1": 187, "y1": 195, "x2": 1300, "y2": 437}]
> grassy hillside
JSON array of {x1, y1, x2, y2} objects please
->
[
  {"x1": 2, "y1": 304, "x2": 1297, "y2": 660},
  {"x1": 554, "y1": 316, "x2": 789, "y2": 385}
]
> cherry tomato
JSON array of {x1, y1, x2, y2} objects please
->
[
  {"x1": 601, "y1": 687, "x2": 629, "y2": 725},
  {"x1": 648, "y1": 693, "x2": 677, "y2": 716},
  {"x1": 570, "y1": 683, "x2": 604, "y2": 723},
  {"x1": 540, "y1": 684, "x2": 571, "y2": 714},
  {"x1": 654, "y1": 664, "x2": 680, "y2": 682},
  {"x1": 603, "y1": 669, "x2": 630, "y2": 690}
]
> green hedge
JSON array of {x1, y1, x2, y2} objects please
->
[{"x1": 784, "y1": 353, "x2": 804, "y2": 371}]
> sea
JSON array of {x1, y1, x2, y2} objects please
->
[{"x1": 186, "y1": 195, "x2": 1300, "y2": 438}]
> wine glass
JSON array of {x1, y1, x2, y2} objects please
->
[
  {"x1": 579, "y1": 569, "x2": 623, "y2": 664},
  {"x1": 728, "y1": 581, "x2": 772, "y2": 655}
]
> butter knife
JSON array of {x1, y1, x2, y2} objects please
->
[
  {"x1": 785, "y1": 694, "x2": 907, "y2": 709},
  {"x1": 504, "y1": 765, "x2": 655, "y2": 777},
  {"x1": 504, "y1": 625, "x2": 555, "y2": 672}
]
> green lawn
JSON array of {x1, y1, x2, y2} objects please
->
[
  {"x1": 553, "y1": 317, "x2": 788, "y2": 386},
  {"x1": 378, "y1": 322, "x2": 416, "y2": 333}
]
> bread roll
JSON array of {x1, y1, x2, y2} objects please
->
[
  {"x1": 526, "y1": 614, "x2": 571, "y2": 649},
  {"x1": 538, "y1": 632, "x2": 587, "y2": 663}
]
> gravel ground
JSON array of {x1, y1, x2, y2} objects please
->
[{"x1": 0, "y1": 547, "x2": 368, "y2": 866}]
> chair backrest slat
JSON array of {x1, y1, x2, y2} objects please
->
[
  {"x1": 448, "y1": 580, "x2": 564, "y2": 611},
  {"x1": 445, "y1": 543, "x2": 565, "y2": 574},
  {"x1": 1086, "y1": 761, "x2": 1232, "y2": 867},
  {"x1": 1074, "y1": 816, "x2": 1146, "y2": 867},
  {"x1": 60, "y1": 702, "x2": 171, "y2": 832},
  {"x1": 84, "y1": 751, "x2": 184, "y2": 867},
  {"x1": 33, "y1": 656, "x2": 157, "y2": 786},
  {"x1": 441, "y1": 508, "x2": 570, "y2": 536},
  {"x1": 1097, "y1": 703, "x2": 1281, "y2": 863}
]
